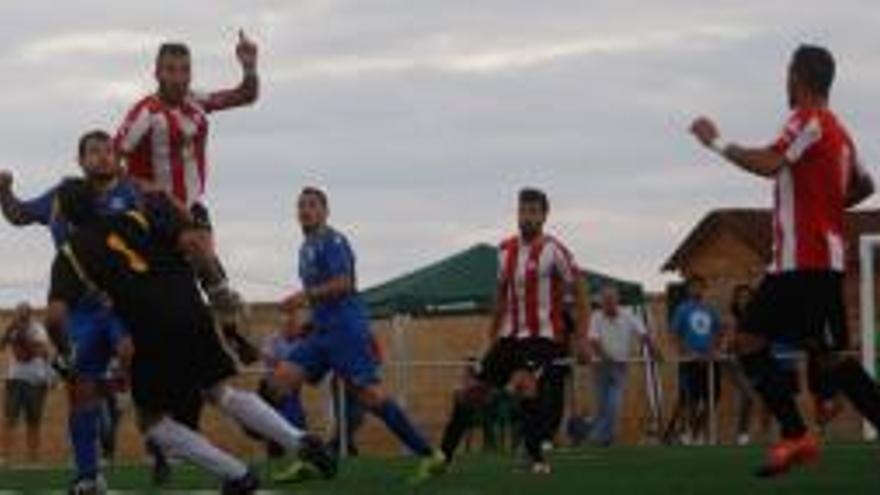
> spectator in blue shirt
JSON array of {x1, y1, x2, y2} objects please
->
[{"x1": 669, "y1": 276, "x2": 722, "y2": 445}]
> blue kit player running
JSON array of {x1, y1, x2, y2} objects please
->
[
  {"x1": 0, "y1": 130, "x2": 137, "y2": 493},
  {"x1": 273, "y1": 187, "x2": 445, "y2": 484}
]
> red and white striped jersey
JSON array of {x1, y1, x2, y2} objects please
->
[
  {"x1": 497, "y1": 234, "x2": 580, "y2": 341},
  {"x1": 114, "y1": 90, "x2": 247, "y2": 208},
  {"x1": 769, "y1": 107, "x2": 856, "y2": 273}
]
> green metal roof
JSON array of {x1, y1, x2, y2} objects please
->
[{"x1": 362, "y1": 243, "x2": 645, "y2": 318}]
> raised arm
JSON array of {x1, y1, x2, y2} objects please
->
[
  {"x1": 689, "y1": 117, "x2": 787, "y2": 178},
  {"x1": 198, "y1": 30, "x2": 260, "y2": 112},
  {"x1": 0, "y1": 171, "x2": 56, "y2": 226}
]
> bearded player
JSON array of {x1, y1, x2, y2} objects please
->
[
  {"x1": 114, "y1": 30, "x2": 259, "y2": 317},
  {"x1": 0, "y1": 131, "x2": 138, "y2": 493},
  {"x1": 439, "y1": 188, "x2": 590, "y2": 474}
]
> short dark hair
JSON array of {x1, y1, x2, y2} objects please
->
[
  {"x1": 518, "y1": 188, "x2": 549, "y2": 212},
  {"x1": 300, "y1": 186, "x2": 328, "y2": 207},
  {"x1": 156, "y1": 42, "x2": 191, "y2": 64},
  {"x1": 687, "y1": 275, "x2": 706, "y2": 289},
  {"x1": 77, "y1": 130, "x2": 111, "y2": 160},
  {"x1": 791, "y1": 44, "x2": 835, "y2": 98}
]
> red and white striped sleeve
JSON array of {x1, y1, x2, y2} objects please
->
[
  {"x1": 771, "y1": 109, "x2": 822, "y2": 164},
  {"x1": 115, "y1": 97, "x2": 153, "y2": 155},
  {"x1": 497, "y1": 239, "x2": 513, "y2": 284},
  {"x1": 549, "y1": 238, "x2": 579, "y2": 284}
]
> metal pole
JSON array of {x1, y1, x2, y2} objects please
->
[
  {"x1": 859, "y1": 235, "x2": 880, "y2": 441},
  {"x1": 336, "y1": 378, "x2": 349, "y2": 459},
  {"x1": 708, "y1": 358, "x2": 717, "y2": 445}
]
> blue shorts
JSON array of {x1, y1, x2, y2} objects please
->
[
  {"x1": 68, "y1": 305, "x2": 128, "y2": 378},
  {"x1": 287, "y1": 317, "x2": 379, "y2": 388}
]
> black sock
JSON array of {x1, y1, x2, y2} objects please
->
[
  {"x1": 520, "y1": 397, "x2": 545, "y2": 463},
  {"x1": 440, "y1": 396, "x2": 477, "y2": 460},
  {"x1": 739, "y1": 349, "x2": 807, "y2": 439},
  {"x1": 832, "y1": 358, "x2": 880, "y2": 428}
]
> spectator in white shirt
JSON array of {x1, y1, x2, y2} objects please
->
[
  {"x1": 587, "y1": 286, "x2": 662, "y2": 445},
  {"x1": 2, "y1": 302, "x2": 51, "y2": 463}
]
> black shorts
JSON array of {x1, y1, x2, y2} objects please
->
[
  {"x1": 479, "y1": 337, "x2": 567, "y2": 388},
  {"x1": 127, "y1": 291, "x2": 236, "y2": 414},
  {"x1": 741, "y1": 271, "x2": 847, "y2": 352},
  {"x1": 4, "y1": 379, "x2": 48, "y2": 426},
  {"x1": 189, "y1": 203, "x2": 213, "y2": 231}
]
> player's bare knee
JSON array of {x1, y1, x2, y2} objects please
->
[
  {"x1": 510, "y1": 371, "x2": 537, "y2": 398},
  {"x1": 272, "y1": 362, "x2": 305, "y2": 393},
  {"x1": 457, "y1": 383, "x2": 490, "y2": 407},
  {"x1": 357, "y1": 384, "x2": 387, "y2": 409}
]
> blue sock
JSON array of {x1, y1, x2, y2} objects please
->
[
  {"x1": 370, "y1": 400, "x2": 432, "y2": 456},
  {"x1": 280, "y1": 394, "x2": 307, "y2": 430},
  {"x1": 69, "y1": 404, "x2": 100, "y2": 480}
]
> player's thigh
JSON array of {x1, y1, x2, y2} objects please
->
[
  {"x1": 286, "y1": 332, "x2": 331, "y2": 384},
  {"x1": 327, "y1": 327, "x2": 381, "y2": 389},
  {"x1": 479, "y1": 338, "x2": 519, "y2": 388},
  {"x1": 190, "y1": 324, "x2": 238, "y2": 391},
  {"x1": 739, "y1": 275, "x2": 797, "y2": 349},
  {"x1": 805, "y1": 272, "x2": 847, "y2": 352}
]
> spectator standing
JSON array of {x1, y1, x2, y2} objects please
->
[
  {"x1": 669, "y1": 277, "x2": 722, "y2": 445},
  {"x1": 2, "y1": 303, "x2": 51, "y2": 463},
  {"x1": 588, "y1": 286, "x2": 662, "y2": 446}
]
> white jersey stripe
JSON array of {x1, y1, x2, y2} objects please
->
[
  {"x1": 150, "y1": 113, "x2": 173, "y2": 196},
  {"x1": 828, "y1": 233, "x2": 844, "y2": 271},
  {"x1": 174, "y1": 109, "x2": 203, "y2": 207},
  {"x1": 118, "y1": 106, "x2": 152, "y2": 153},
  {"x1": 785, "y1": 116, "x2": 822, "y2": 163},
  {"x1": 538, "y1": 246, "x2": 554, "y2": 337},
  {"x1": 777, "y1": 168, "x2": 797, "y2": 271}
]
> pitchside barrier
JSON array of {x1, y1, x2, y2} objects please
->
[{"x1": 0, "y1": 350, "x2": 874, "y2": 465}]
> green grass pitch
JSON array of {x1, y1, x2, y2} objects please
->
[{"x1": 1, "y1": 444, "x2": 877, "y2": 494}]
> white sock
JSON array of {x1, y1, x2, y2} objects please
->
[
  {"x1": 215, "y1": 386, "x2": 304, "y2": 452},
  {"x1": 145, "y1": 417, "x2": 247, "y2": 481}
]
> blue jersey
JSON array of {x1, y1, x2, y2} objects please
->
[
  {"x1": 298, "y1": 227, "x2": 366, "y2": 329},
  {"x1": 19, "y1": 179, "x2": 143, "y2": 246},
  {"x1": 670, "y1": 299, "x2": 721, "y2": 356}
]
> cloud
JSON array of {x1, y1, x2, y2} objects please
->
[
  {"x1": 1, "y1": 0, "x2": 879, "y2": 307},
  {"x1": 273, "y1": 24, "x2": 756, "y2": 80},
  {"x1": 17, "y1": 30, "x2": 164, "y2": 62}
]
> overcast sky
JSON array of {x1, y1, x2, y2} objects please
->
[{"x1": 0, "y1": 0, "x2": 878, "y2": 305}]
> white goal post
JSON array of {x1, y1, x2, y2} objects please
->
[{"x1": 859, "y1": 234, "x2": 880, "y2": 441}]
